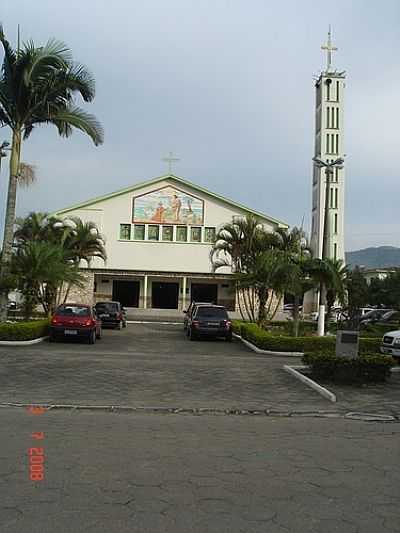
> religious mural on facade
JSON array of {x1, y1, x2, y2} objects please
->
[{"x1": 132, "y1": 186, "x2": 204, "y2": 225}]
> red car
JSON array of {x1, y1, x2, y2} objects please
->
[{"x1": 50, "y1": 304, "x2": 102, "y2": 344}]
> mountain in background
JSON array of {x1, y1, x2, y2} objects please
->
[{"x1": 346, "y1": 246, "x2": 400, "y2": 269}]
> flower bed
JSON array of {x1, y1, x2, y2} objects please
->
[
  {"x1": 303, "y1": 352, "x2": 394, "y2": 384},
  {"x1": 0, "y1": 319, "x2": 50, "y2": 341},
  {"x1": 233, "y1": 321, "x2": 381, "y2": 355}
]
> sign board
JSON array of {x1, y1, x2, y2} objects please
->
[{"x1": 336, "y1": 330, "x2": 359, "y2": 358}]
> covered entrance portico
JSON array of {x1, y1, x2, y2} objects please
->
[{"x1": 91, "y1": 269, "x2": 236, "y2": 311}]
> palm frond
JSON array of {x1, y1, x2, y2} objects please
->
[
  {"x1": 51, "y1": 105, "x2": 104, "y2": 145},
  {"x1": 23, "y1": 38, "x2": 72, "y2": 85},
  {"x1": 62, "y1": 64, "x2": 96, "y2": 102},
  {"x1": 17, "y1": 162, "x2": 36, "y2": 187}
]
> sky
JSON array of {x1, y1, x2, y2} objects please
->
[{"x1": 1, "y1": 0, "x2": 400, "y2": 251}]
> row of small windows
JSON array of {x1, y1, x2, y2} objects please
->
[
  {"x1": 326, "y1": 133, "x2": 339, "y2": 154},
  {"x1": 119, "y1": 224, "x2": 216, "y2": 243},
  {"x1": 326, "y1": 106, "x2": 339, "y2": 129},
  {"x1": 326, "y1": 80, "x2": 340, "y2": 102}
]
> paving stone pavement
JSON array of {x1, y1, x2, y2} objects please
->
[
  {"x1": 0, "y1": 322, "x2": 399, "y2": 416},
  {"x1": 1, "y1": 408, "x2": 399, "y2": 533}
]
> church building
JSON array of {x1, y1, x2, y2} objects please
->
[{"x1": 55, "y1": 174, "x2": 288, "y2": 311}]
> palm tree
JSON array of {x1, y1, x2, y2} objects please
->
[
  {"x1": 211, "y1": 215, "x2": 266, "y2": 320},
  {"x1": 14, "y1": 213, "x2": 106, "y2": 310},
  {"x1": 306, "y1": 257, "x2": 348, "y2": 330},
  {"x1": 211, "y1": 215, "x2": 287, "y2": 324},
  {"x1": 0, "y1": 26, "x2": 104, "y2": 320},
  {"x1": 62, "y1": 217, "x2": 106, "y2": 266},
  {"x1": 12, "y1": 240, "x2": 84, "y2": 317}
]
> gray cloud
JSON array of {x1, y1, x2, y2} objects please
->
[{"x1": 1, "y1": 0, "x2": 399, "y2": 251}]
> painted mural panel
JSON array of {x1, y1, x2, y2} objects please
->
[{"x1": 132, "y1": 186, "x2": 204, "y2": 225}]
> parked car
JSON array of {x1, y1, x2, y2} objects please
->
[
  {"x1": 187, "y1": 304, "x2": 232, "y2": 341},
  {"x1": 380, "y1": 330, "x2": 400, "y2": 361},
  {"x1": 183, "y1": 301, "x2": 212, "y2": 332},
  {"x1": 359, "y1": 308, "x2": 393, "y2": 326},
  {"x1": 375, "y1": 310, "x2": 400, "y2": 326},
  {"x1": 95, "y1": 301, "x2": 127, "y2": 329},
  {"x1": 50, "y1": 304, "x2": 102, "y2": 344}
]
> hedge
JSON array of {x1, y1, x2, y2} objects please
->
[
  {"x1": 303, "y1": 352, "x2": 394, "y2": 384},
  {"x1": 0, "y1": 319, "x2": 50, "y2": 341},
  {"x1": 234, "y1": 321, "x2": 382, "y2": 355}
]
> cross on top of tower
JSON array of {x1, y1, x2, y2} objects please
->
[
  {"x1": 161, "y1": 152, "x2": 180, "y2": 174},
  {"x1": 321, "y1": 26, "x2": 338, "y2": 72}
]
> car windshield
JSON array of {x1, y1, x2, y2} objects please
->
[
  {"x1": 195, "y1": 307, "x2": 228, "y2": 319},
  {"x1": 57, "y1": 305, "x2": 90, "y2": 317},
  {"x1": 96, "y1": 302, "x2": 119, "y2": 312}
]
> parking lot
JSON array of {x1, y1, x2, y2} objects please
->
[
  {"x1": 0, "y1": 322, "x2": 332, "y2": 411},
  {"x1": 1, "y1": 322, "x2": 400, "y2": 415}
]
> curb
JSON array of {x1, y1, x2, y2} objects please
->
[
  {"x1": 234, "y1": 334, "x2": 303, "y2": 357},
  {"x1": 0, "y1": 336, "x2": 48, "y2": 346},
  {"x1": 283, "y1": 364, "x2": 337, "y2": 403},
  {"x1": 0, "y1": 402, "x2": 397, "y2": 422}
]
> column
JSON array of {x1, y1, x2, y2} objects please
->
[
  {"x1": 143, "y1": 275, "x2": 148, "y2": 309},
  {"x1": 182, "y1": 276, "x2": 187, "y2": 311}
]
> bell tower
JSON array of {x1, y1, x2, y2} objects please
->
[{"x1": 305, "y1": 29, "x2": 346, "y2": 312}]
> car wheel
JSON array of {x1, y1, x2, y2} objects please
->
[{"x1": 88, "y1": 330, "x2": 96, "y2": 344}]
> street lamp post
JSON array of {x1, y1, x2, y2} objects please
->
[{"x1": 312, "y1": 156, "x2": 344, "y2": 336}]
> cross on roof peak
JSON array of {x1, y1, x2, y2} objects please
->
[
  {"x1": 321, "y1": 26, "x2": 338, "y2": 72},
  {"x1": 161, "y1": 152, "x2": 180, "y2": 174}
]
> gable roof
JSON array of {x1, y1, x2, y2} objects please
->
[{"x1": 54, "y1": 174, "x2": 289, "y2": 228}]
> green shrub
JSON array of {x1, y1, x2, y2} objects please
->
[
  {"x1": 231, "y1": 320, "x2": 244, "y2": 335},
  {"x1": 359, "y1": 337, "x2": 381, "y2": 355},
  {"x1": 236, "y1": 322, "x2": 382, "y2": 355},
  {"x1": 239, "y1": 322, "x2": 335, "y2": 353},
  {"x1": 0, "y1": 319, "x2": 50, "y2": 341},
  {"x1": 360, "y1": 323, "x2": 400, "y2": 337},
  {"x1": 303, "y1": 352, "x2": 394, "y2": 384}
]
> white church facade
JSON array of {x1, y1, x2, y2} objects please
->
[{"x1": 55, "y1": 174, "x2": 288, "y2": 311}]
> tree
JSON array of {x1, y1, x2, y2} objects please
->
[
  {"x1": 211, "y1": 216, "x2": 300, "y2": 325},
  {"x1": 13, "y1": 213, "x2": 106, "y2": 316},
  {"x1": 344, "y1": 267, "x2": 369, "y2": 328},
  {"x1": 0, "y1": 25, "x2": 104, "y2": 320},
  {"x1": 323, "y1": 258, "x2": 348, "y2": 321},
  {"x1": 12, "y1": 241, "x2": 84, "y2": 317}
]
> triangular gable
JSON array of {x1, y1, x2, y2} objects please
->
[{"x1": 54, "y1": 174, "x2": 288, "y2": 228}]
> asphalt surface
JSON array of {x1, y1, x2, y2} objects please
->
[
  {"x1": 1, "y1": 408, "x2": 399, "y2": 533},
  {"x1": 1, "y1": 323, "x2": 400, "y2": 532}
]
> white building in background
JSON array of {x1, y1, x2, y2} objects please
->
[
  {"x1": 55, "y1": 174, "x2": 288, "y2": 311},
  {"x1": 305, "y1": 29, "x2": 347, "y2": 312}
]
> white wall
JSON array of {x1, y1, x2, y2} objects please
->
[{"x1": 58, "y1": 178, "x2": 280, "y2": 274}]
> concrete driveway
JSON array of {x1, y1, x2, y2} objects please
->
[
  {"x1": 0, "y1": 322, "x2": 399, "y2": 415},
  {"x1": 0, "y1": 322, "x2": 330, "y2": 410}
]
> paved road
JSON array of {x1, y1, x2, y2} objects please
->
[
  {"x1": 1, "y1": 408, "x2": 399, "y2": 533},
  {"x1": 0, "y1": 322, "x2": 399, "y2": 414}
]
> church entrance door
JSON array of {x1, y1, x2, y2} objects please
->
[
  {"x1": 151, "y1": 282, "x2": 179, "y2": 309},
  {"x1": 112, "y1": 280, "x2": 140, "y2": 308},
  {"x1": 191, "y1": 283, "x2": 218, "y2": 305}
]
